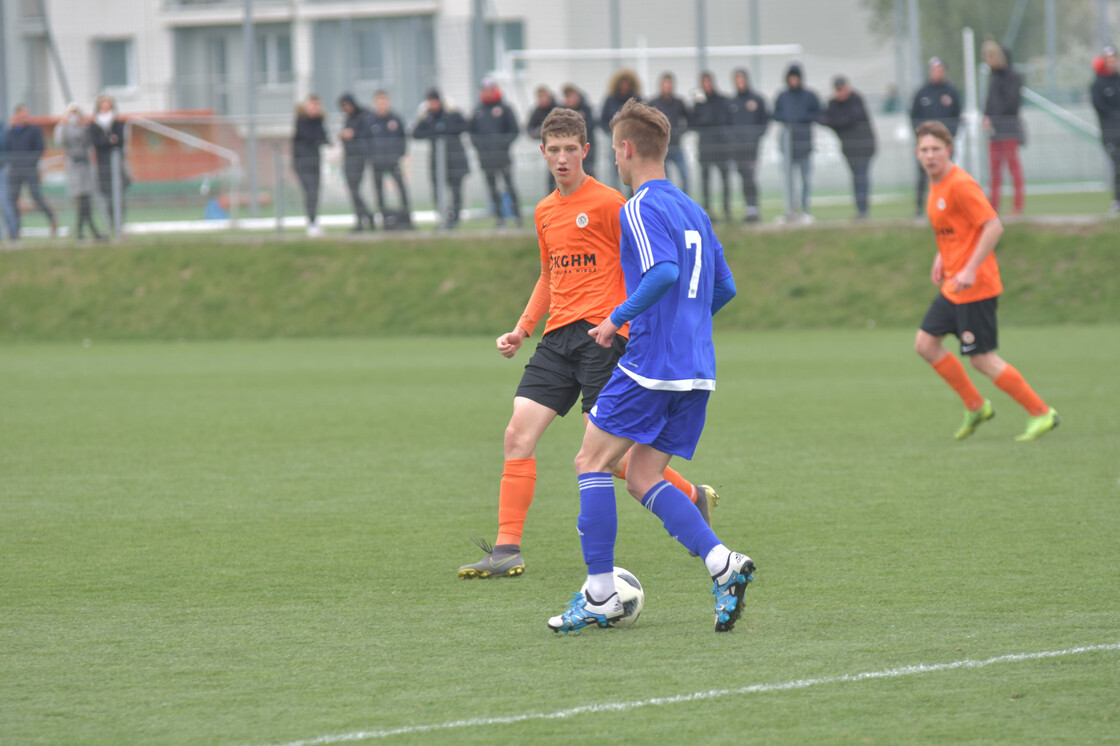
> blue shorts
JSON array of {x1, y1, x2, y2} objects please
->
[{"x1": 589, "y1": 367, "x2": 710, "y2": 459}]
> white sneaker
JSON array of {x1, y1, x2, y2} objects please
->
[
  {"x1": 798, "y1": 213, "x2": 815, "y2": 225},
  {"x1": 307, "y1": 223, "x2": 323, "y2": 237}
]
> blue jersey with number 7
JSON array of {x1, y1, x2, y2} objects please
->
[{"x1": 616, "y1": 179, "x2": 733, "y2": 391}]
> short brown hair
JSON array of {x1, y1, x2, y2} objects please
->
[
  {"x1": 609, "y1": 98, "x2": 670, "y2": 161},
  {"x1": 915, "y1": 120, "x2": 952, "y2": 147},
  {"x1": 540, "y1": 107, "x2": 587, "y2": 146}
]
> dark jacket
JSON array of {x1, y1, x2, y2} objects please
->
[
  {"x1": 292, "y1": 107, "x2": 328, "y2": 174},
  {"x1": 413, "y1": 105, "x2": 470, "y2": 181},
  {"x1": 600, "y1": 69, "x2": 642, "y2": 134},
  {"x1": 368, "y1": 109, "x2": 408, "y2": 169},
  {"x1": 5, "y1": 122, "x2": 45, "y2": 170},
  {"x1": 526, "y1": 98, "x2": 556, "y2": 140},
  {"x1": 1091, "y1": 71, "x2": 1120, "y2": 144},
  {"x1": 88, "y1": 117, "x2": 128, "y2": 191},
  {"x1": 339, "y1": 95, "x2": 373, "y2": 162},
  {"x1": 690, "y1": 91, "x2": 731, "y2": 162},
  {"x1": 651, "y1": 94, "x2": 690, "y2": 147},
  {"x1": 469, "y1": 97, "x2": 520, "y2": 170},
  {"x1": 984, "y1": 64, "x2": 1023, "y2": 143},
  {"x1": 727, "y1": 89, "x2": 769, "y2": 158},
  {"x1": 773, "y1": 86, "x2": 821, "y2": 158},
  {"x1": 821, "y1": 90, "x2": 877, "y2": 163},
  {"x1": 910, "y1": 81, "x2": 962, "y2": 136}
]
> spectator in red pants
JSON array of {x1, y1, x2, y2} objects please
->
[{"x1": 982, "y1": 40, "x2": 1024, "y2": 214}]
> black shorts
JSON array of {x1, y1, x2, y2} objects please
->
[
  {"x1": 920, "y1": 293, "x2": 999, "y2": 356},
  {"x1": 515, "y1": 320, "x2": 627, "y2": 416}
]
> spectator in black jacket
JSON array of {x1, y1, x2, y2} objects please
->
[
  {"x1": 1091, "y1": 45, "x2": 1120, "y2": 214},
  {"x1": 562, "y1": 84, "x2": 597, "y2": 177},
  {"x1": 600, "y1": 69, "x2": 641, "y2": 186},
  {"x1": 691, "y1": 71, "x2": 731, "y2": 221},
  {"x1": 469, "y1": 77, "x2": 522, "y2": 228},
  {"x1": 89, "y1": 94, "x2": 128, "y2": 231},
  {"x1": 5, "y1": 104, "x2": 56, "y2": 239},
  {"x1": 982, "y1": 41, "x2": 1024, "y2": 214},
  {"x1": 773, "y1": 63, "x2": 820, "y2": 223},
  {"x1": 368, "y1": 90, "x2": 412, "y2": 229},
  {"x1": 526, "y1": 85, "x2": 558, "y2": 197},
  {"x1": 821, "y1": 75, "x2": 877, "y2": 219},
  {"x1": 651, "y1": 72, "x2": 691, "y2": 195},
  {"x1": 727, "y1": 68, "x2": 769, "y2": 222},
  {"x1": 413, "y1": 88, "x2": 470, "y2": 229},
  {"x1": 911, "y1": 57, "x2": 963, "y2": 216},
  {"x1": 0, "y1": 116, "x2": 17, "y2": 239},
  {"x1": 292, "y1": 94, "x2": 328, "y2": 236},
  {"x1": 339, "y1": 93, "x2": 375, "y2": 231}
]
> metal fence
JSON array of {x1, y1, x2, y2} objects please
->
[{"x1": 7, "y1": 101, "x2": 1114, "y2": 241}]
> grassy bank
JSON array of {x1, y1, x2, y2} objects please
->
[{"x1": 1, "y1": 220, "x2": 1116, "y2": 341}]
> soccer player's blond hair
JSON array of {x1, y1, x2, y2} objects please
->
[{"x1": 609, "y1": 98, "x2": 670, "y2": 162}]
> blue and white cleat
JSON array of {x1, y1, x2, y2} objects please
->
[
  {"x1": 711, "y1": 552, "x2": 756, "y2": 632},
  {"x1": 547, "y1": 591, "x2": 624, "y2": 634}
]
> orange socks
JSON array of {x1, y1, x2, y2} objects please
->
[
  {"x1": 932, "y1": 354, "x2": 985, "y2": 411},
  {"x1": 994, "y1": 365, "x2": 1049, "y2": 416},
  {"x1": 496, "y1": 458, "x2": 536, "y2": 546},
  {"x1": 614, "y1": 451, "x2": 698, "y2": 502}
]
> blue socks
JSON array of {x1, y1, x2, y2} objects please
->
[
  {"x1": 577, "y1": 472, "x2": 617, "y2": 576},
  {"x1": 641, "y1": 481, "x2": 719, "y2": 559}
]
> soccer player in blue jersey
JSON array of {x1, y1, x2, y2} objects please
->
[{"x1": 547, "y1": 99, "x2": 756, "y2": 634}]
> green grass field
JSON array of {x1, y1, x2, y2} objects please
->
[{"x1": 2, "y1": 328, "x2": 1117, "y2": 745}]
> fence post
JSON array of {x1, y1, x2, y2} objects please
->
[
  {"x1": 110, "y1": 147, "x2": 124, "y2": 238},
  {"x1": 435, "y1": 137, "x2": 449, "y2": 228},
  {"x1": 273, "y1": 143, "x2": 284, "y2": 235}
]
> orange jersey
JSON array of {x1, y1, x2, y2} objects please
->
[
  {"x1": 519, "y1": 176, "x2": 629, "y2": 337},
  {"x1": 927, "y1": 164, "x2": 1003, "y2": 303}
]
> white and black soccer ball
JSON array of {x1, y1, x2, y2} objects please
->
[{"x1": 582, "y1": 566, "x2": 644, "y2": 628}]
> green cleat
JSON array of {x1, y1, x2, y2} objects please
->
[
  {"x1": 954, "y1": 399, "x2": 995, "y2": 440},
  {"x1": 1015, "y1": 408, "x2": 1060, "y2": 442}
]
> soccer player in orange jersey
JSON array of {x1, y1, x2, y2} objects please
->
[
  {"x1": 913, "y1": 121, "x2": 1058, "y2": 442},
  {"x1": 458, "y1": 108, "x2": 720, "y2": 579}
]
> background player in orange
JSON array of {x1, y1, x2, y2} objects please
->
[
  {"x1": 458, "y1": 107, "x2": 719, "y2": 579},
  {"x1": 913, "y1": 121, "x2": 1058, "y2": 442}
]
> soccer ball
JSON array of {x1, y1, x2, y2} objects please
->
[{"x1": 582, "y1": 566, "x2": 644, "y2": 628}]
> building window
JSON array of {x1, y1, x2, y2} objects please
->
[
  {"x1": 99, "y1": 39, "x2": 133, "y2": 89},
  {"x1": 488, "y1": 20, "x2": 524, "y2": 73},
  {"x1": 255, "y1": 31, "x2": 293, "y2": 86}
]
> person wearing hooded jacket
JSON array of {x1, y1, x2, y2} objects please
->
[
  {"x1": 599, "y1": 69, "x2": 641, "y2": 187},
  {"x1": 1091, "y1": 45, "x2": 1120, "y2": 214},
  {"x1": 690, "y1": 70, "x2": 731, "y2": 221},
  {"x1": 562, "y1": 84, "x2": 597, "y2": 178},
  {"x1": 911, "y1": 57, "x2": 962, "y2": 216},
  {"x1": 367, "y1": 90, "x2": 412, "y2": 229},
  {"x1": 727, "y1": 68, "x2": 769, "y2": 222},
  {"x1": 820, "y1": 75, "x2": 877, "y2": 219},
  {"x1": 339, "y1": 93, "x2": 376, "y2": 231},
  {"x1": 773, "y1": 62, "x2": 821, "y2": 222},
  {"x1": 981, "y1": 41, "x2": 1024, "y2": 215},
  {"x1": 413, "y1": 88, "x2": 470, "y2": 229},
  {"x1": 88, "y1": 94, "x2": 128, "y2": 229},
  {"x1": 6, "y1": 104, "x2": 57, "y2": 238},
  {"x1": 469, "y1": 77, "x2": 523, "y2": 228},
  {"x1": 55, "y1": 103, "x2": 105, "y2": 241},
  {"x1": 292, "y1": 94, "x2": 328, "y2": 236}
]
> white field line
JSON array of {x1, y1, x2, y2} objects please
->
[{"x1": 259, "y1": 642, "x2": 1120, "y2": 746}]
